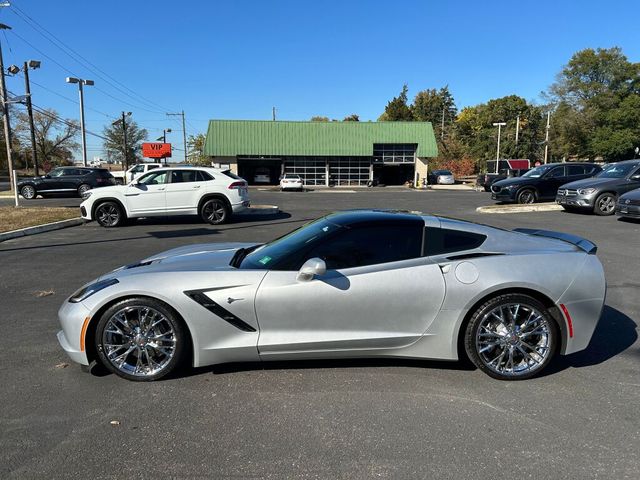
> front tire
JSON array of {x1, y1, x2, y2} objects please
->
[
  {"x1": 200, "y1": 198, "x2": 230, "y2": 225},
  {"x1": 95, "y1": 201, "x2": 124, "y2": 227},
  {"x1": 94, "y1": 297, "x2": 186, "y2": 381},
  {"x1": 77, "y1": 183, "x2": 91, "y2": 198},
  {"x1": 464, "y1": 294, "x2": 557, "y2": 380},
  {"x1": 594, "y1": 193, "x2": 616, "y2": 216},
  {"x1": 517, "y1": 188, "x2": 536, "y2": 204},
  {"x1": 20, "y1": 185, "x2": 36, "y2": 199}
]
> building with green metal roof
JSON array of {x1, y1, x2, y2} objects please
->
[{"x1": 204, "y1": 120, "x2": 438, "y2": 186}]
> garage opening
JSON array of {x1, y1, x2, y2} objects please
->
[{"x1": 237, "y1": 157, "x2": 282, "y2": 185}]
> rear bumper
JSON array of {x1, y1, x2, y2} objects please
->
[
  {"x1": 232, "y1": 200, "x2": 250, "y2": 213},
  {"x1": 281, "y1": 182, "x2": 304, "y2": 189}
]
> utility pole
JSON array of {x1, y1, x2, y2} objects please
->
[
  {"x1": 272, "y1": 106, "x2": 276, "y2": 121},
  {"x1": 167, "y1": 111, "x2": 187, "y2": 163},
  {"x1": 515, "y1": 115, "x2": 520, "y2": 147},
  {"x1": 121, "y1": 111, "x2": 129, "y2": 171},
  {"x1": 440, "y1": 106, "x2": 445, "y2": 140},
  {"x1": 492, "y1": 122, "x2": 506, "y2": 174},
  {"x1": 543, "y1": 111, "x2": 551, "y2": 164},
  {"x1": 0, "y1": 23, "x2": 15, "y2": 196},
  {"x1": 23, "y1": 61, "x2": 39, "y2": 176}
]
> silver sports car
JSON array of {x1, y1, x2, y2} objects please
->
[{"x1": 58, "y1": 210, "x2": 606, "y2": 381}]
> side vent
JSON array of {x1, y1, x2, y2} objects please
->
[{"x1": 185, "y1": 290, "x2": 256, "y2": 332}]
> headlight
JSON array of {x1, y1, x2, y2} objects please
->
[
  {"x1": 69, "y1": 278, "x2": 119, "y2": 303},
  {"x1": 578, "y1": 188, "x2": 596, "y2": 195}
]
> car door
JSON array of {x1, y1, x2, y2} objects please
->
[
  {"x1": 38, "y1": 168, "x2": 65, "y2": 192},
  {"x1": 123, "y1": 170, "x2": 168, "y2": 215},
  {"x1": 255, "y1": 223, "x2": 446, "y2": 358},
  {"x1": 621, "y1": 165, "x2": 640, "y2": 195},
  {"x1": 540, "y1": 166, "x2": 567, "y2": 199},
  {"x1": 164, "y1": 170, "x2": 207, "y2": 214}
]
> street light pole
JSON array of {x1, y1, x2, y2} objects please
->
[
  {"x1": 543, "y1": 111, "x2": 551, "y2": 164},
  {"x1": 23, "y1": 61, "x2": 40, "y2": 176},
  {"x1": 492, "y1": 122, "x2": 506, "y2": 174},
  {"x1": 0, "y1": 23, "x2": 15, "y2": 196},
  {"x1": 66, "y1": 77, "x2": 94, "y2": 167}
]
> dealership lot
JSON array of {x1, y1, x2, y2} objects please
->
[{"x1": 1, "y1": 189, "x2": 639, "y2": 479}]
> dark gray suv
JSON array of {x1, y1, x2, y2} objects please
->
[{"x1": 556, "y1": 160, "x2": 640, "y2": 215}]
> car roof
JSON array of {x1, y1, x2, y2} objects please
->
[{"x1": 323, "y1": 209, "x2": 424, "y2": 227}]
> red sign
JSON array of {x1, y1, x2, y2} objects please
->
[{"x1": 142, "y1": 142, "x2": 172, "y2": 159}]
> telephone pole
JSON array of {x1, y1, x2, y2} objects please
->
[
  {"x1": 23, "y1": 61, "x2": 40, "y2": 176},
  {"x1": 272, "y1": 106, "x2": 276, "y2": 121},
  {"x1": 440, "y1": 106, "x2": 445, "y2": 140},
  {"x1": 167, "y1": 111, "x2": 187, "y2": 163},
  {"x1": 515, "y1": 115, "x2": 520, "y2": 147},
  {"x1": 0, "y1": 23, "x2": 15, "y2": 194}
]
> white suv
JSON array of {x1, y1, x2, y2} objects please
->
[{"x1": 80, "y1": 167, "x2": 250, "y2": 227}]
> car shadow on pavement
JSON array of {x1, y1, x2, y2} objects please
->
[{"x1": 542, "y1": 305, "x2": 637, "y2": 376}]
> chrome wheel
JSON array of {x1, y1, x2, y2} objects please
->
[
  {"x1": 102, "y1": 306, "x2": 177, "y2": 378},
  {"x1": 96, "y1": 202, "x2": 121, "y2": 227},
  {"x1": 21, "y1": 185, "x2": 36, "y2": 199},
  {"x1": 201, "y1": 199, "x2": 228, "y2": 225},
  {"x1": 475, "y1": 303, "x2": 552, "y2": 377}
]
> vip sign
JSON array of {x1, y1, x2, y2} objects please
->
[{"x1": 142, "y1": 142, "x2": 172, "y2": 159}]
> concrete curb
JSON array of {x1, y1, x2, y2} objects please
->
[
  {"x1": 0, "y1": 217, "x2": 86, "y2": 242},
  {"x1": 429, "y1": 184, "x2": 475, "y2": 191},
  {"x1": 476, "y1": 203, "x2": 563, "y2": 214},
  {"x1": 241, "y1": 205, "x2": 280, "y2": 215}
]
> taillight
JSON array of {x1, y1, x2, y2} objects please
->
[{"x1": 228, "y1": 181, "x2": 247, "y2": 190}]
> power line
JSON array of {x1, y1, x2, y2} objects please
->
[{"x1": 10, "y1": 3, "x2": 175, "y2": 114}]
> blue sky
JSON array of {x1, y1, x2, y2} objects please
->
[{"x1": 1, "y1": 0, "x2": 639, "y2": 157}]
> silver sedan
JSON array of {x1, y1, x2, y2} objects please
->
[{"x1": 58, "y1": 210, "x2": 606, "y2": 381}]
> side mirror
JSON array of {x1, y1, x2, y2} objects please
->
[
  {"x1": 630, "y1": 174, "x2": 640, "y2": 181},
  {"x1": 43, "y1": 174, "x2": 50, "y2": 179},
  {"x1": 129, "y1": 179, "x2": 140, "y2": 186},
  {"x1": 296, "y1": 258, "x2": 326, "y2": 282}
]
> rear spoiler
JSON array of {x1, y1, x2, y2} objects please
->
[{"x1": 513, "y1": 228, "x2": 597, "y2": 254}]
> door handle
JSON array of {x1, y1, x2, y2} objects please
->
[
  {"x1": 193, "y1": 185, "x2": 201, "y2": 189},
  {"x1": 158, "y1": 187, "x2": 166, "y2": 191}
]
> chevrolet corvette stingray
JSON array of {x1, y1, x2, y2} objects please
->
[{"x1": 58, "y1": 210, "x2": 606, "y2": 381}]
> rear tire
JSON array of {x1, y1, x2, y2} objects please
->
[
  {"x1": 20, "y1": 185, "x2": 36, "y2": 199},
  {"x1": 200, "y1": 198, "x2": 230, "y2": 225},
  {"x1": 464, "y1": 293, "x2": 557, "y2": 380},
  {"x1": 517, "y1": 188, "x2": 536, "y2": 204},
  {"x1": 594, "y1": 193, "x2": 616, "y2": 216},
  {"x1": 95, "y1": 201, "x2": 124, "y2": 227}
]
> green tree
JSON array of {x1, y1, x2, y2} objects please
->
[
  {"x1": 411, "y1": 86, "x2": 457, "y2": 137},
  {"x1": 343, "y1": 114, "x2": 360, "y2": 121},
  {"x1": 379, "y1": 84, "x2": 413, "y2": 121},
  {"x1": 547, "y1": 47, "x2": 640, "y2": 161},
  {"x1": 310, "y1": 116, "x2": 330, "y2": 122},
  {"x1": 187, "y1": 133, "x2": 209, "y2": 166},
  {"x1": 103, "y1": 117, "x2": 147, "y2": 165}
]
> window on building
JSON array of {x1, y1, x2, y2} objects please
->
[{"x1": 373, "y1": 144, "x2": 417, "y2": 164}]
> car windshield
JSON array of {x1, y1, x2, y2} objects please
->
[
  {"x1": 596, "y1": 163, "x2": 638, "y2": 179},
  {"x1": 521, "y1": 165, "x2": 552, "y2": 178},
  {"x1": 237, "y1": 218, "x2": 343, "y2": 269}
]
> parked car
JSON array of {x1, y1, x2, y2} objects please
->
[
  {"x1": 556, "y1": 160, "x2": 640, "y2": 215},
  {"x1": 615, "y1": 188, "x2": 640, "y2": 220},
  {"x1": 491, "y1": 162, "x2": 601, "y2": 204},
  {"x1": 280, "y1": 174, "x2": 304, "y2": 191},
  {"x1": 57, "y1": 210, "x2": 605, "y2": 382},
  {"x1": 79, "y1": 167, "x2": 250, "y2": 227},
  {"x1": 478, "y1": 168, "x2": 530, "y2": 191},
  {"x1": 428, "y1": 169, "x2": 455, "y2": 185},
  {"x1": 253, "y1": 168, "x2": 271, "y2": 184},
  {"x1": 18, "y1": 167, "x2": 116, "y2": 199},
  {"x1": 111, "y1": 163, "x2": 162, "y2": 184}
]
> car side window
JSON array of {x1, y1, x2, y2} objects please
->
[
  {"x1": 196, "y1": 170, "x2": 213, "y2": 181},
  {"x1": 302, "y1": 224, "x2": 423, "y2": 270},
  {"x1": 547, "y1": 166, "x2": 565, "y2": 178},
  {"x1": 148, "y1": 165, "x2": 160, "y2": 171},
  {"x1": 171, "y1": 170, "x2": 198, "y2": 183},
  {"x1": 567, "y1": 165, "x2": 585, "y2": 176},
  {"x1": 62, "y1": 169, "x2": 79, "y2": 176},
  {"x1": 138, "y1": 171, "x2": 168, "y2": 185},
  {"x1": 424, "y1": 227, "x2": 487, "y2": 256}
]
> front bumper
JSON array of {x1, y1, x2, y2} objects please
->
[
  {"x1": 57, "y1": 300, "x2": 91, "y2": 365},
  {"x1": 555, "y1": 193, "x2": 595, "y2": 208},
  {"x1": 615, "y1": 203, "x2": 640, "y2": 217},
  {"x1": 491, "y1": 189, "x2": 516, "y2": 201}
]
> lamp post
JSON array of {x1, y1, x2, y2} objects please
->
[
  {"x1": 492, "y1": 122, "x2": 507, "y2": 174},
  {"x1": 65, "y1": 77, "x2": 94, "y2": 167},
  {"x1": 9, "y1": 60, "x2": 41, "y2": 175}
]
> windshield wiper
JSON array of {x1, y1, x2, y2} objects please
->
[{"x1": 230, "y1": 244, "x2": 262, "y2": 268}]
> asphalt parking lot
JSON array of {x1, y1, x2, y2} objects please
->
[{"x1": 1, "y1": 188, "x2": 639, "y2": 479}]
